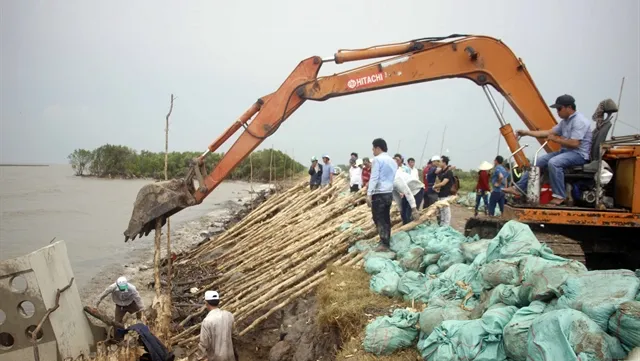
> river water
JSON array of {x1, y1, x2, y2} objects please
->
[{"x1": 0, "y1": 165, "x2": 262, "y2": 287}]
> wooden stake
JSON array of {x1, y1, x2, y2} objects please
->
[
  {"x1": 165, "y1": 94, "x2": 174, "y2": 288},
  {"x1": 610, "y1": 76, "x2": 625, "y2": 137}
]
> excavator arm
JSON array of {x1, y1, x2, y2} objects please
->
[{"x1": 124, "y1": 34, "x2": 560, "y2": 241}]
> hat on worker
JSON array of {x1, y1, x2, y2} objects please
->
[
  {"x1": 549, "y1": 94, "x2": 576, "y2": 108},
  {"x1": 116, "y1": 276, "x2": 128, "y2": 291},
  {"x1": 355, "y1": 159, "x2": 363, "y2": 167},
  {"x1": 478, "y1": 161, "x2": 493, "y2": 171},
  {"x1": 204, "y1": 290, "x2": 220, "y2": 301},
  {"x1": 430, "y1": 155, "x2": 442, "y2": 162},
  {"x1": 322, "y1": 154, "x2": 330, "y2": 160},
  {"x1": 311, "y1": 156, "x2": 317, "y2": 162}
]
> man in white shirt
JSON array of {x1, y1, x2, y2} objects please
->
[
  {"x1": 407, "y1": 157, "x2": 419, "y2": 180},
  {"x1": 349, "y1": 158, "x2": 363, "y2": 192},
  {"x1": 197, "y1": 290, "x2": 237, "y2": 361},
  {"x1": 393, "y1": 170, "x2": 424, "y2": 224},
  {"x1": 95, "y1": 276, "x2": 144, "y2": 325},
  {"x1": 367, "y1": 138, "x2": 398, "y2": 250}
]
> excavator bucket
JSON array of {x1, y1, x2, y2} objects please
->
[{"x1": 124, "y1": 178, "x2": 197, "y2": 242}]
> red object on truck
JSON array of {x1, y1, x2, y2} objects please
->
[{"x1": 540, "y1": 183, "x2": 552, "y2": 204}]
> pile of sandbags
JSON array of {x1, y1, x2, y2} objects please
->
[{"x1": 357, "y1": 220, "x2": 640, "y2": 360}]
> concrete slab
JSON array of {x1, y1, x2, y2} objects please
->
[{"x1": 0, "y1": 240, "x2": 96, "y2": 361}]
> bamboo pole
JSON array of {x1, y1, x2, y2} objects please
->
[
  {"x1": 165, "y1": 94, "x2": 174, "y2": 288},
  {"x1": 167, "y1": 174, "x2": 457, "y2": 351}
]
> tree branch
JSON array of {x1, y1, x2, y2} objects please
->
[{"x1": 30, "y1": 277, "x2": 75, "y2": 361}]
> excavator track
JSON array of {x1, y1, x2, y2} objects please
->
[{"x1": 464, "y1": 217, "x2": 640, "y2": 270}]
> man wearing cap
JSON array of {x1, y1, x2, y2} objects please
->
[
  {"x1": 308, "y1": 156, "x2": 323, "y2": 190},
  {"x1": 320, "y1": 155, "x2": 335, "y2": 187},
  {"x1": 349, "y1": 158, "x2": 363, "y2": 192},
  {"x1": 96, "y1": 276, "x2": 144, "y2": 324},
  {"x1": 197, "y1": 290, "x2": 236, "y2": 361},
  {"x1": 504, "y1": 94, "x2": 592, "y2": 205}
]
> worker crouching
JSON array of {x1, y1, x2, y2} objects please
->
[
  {"x1": 197, "y1": 290, "x2": 238, "y2": 361},
  {"x1": 96, "y1": 276, "x2": 144, "y2": 326}
]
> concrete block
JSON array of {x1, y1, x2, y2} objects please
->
[{"x1": 0, "y1": 240, "x2": 96, "y2": 361}]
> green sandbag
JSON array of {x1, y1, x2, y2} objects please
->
[
  {"x1": 409, "y1": 225, "x2": 467, "y2": 254},
  {"x1": 364, "y1": 257, "x2": 402, "y2": 275},
  {"x1": 485, "y1": 220, "x2": 565, "y2": 262},
  {"x1": 425, "y1": 264, "x2": 440, "y2": 275},
  {"x1": 518, "y1": 255, "x2": 587, "y2": 303},
  {"x1": 397, "y1": 271, "x2": 433, "y2": 303},
  {"x1": 398, "y1": 245, "x2": 425, "y2": 272},
  {"x1": 558, "y1": 269, "x2": 640, "y2": 331},
  {"x1": 437, "y1": 247, "x2": 465, "y2": 271},
  {"x1": 363, "y1": 309, "x2": 420, "y2": 356},
  {"x1": 480, "y1": 258, "x2": 522, "y2": 288},
  {"x1": 503, "y1": 300, "x2": 547, "y2": 361},
  {"x1": 419, "y1": 297, "x2": 470, "y2": 335},
  {"x1": 370, "y1": 269, "x2": 402, "y2": 297},
  {"x1": 390, "y1": 231, "x2": 412, "y2": 255},
  {"x1": 461, "y1": 238, "x2": 491, "y2": 263},
  {"x1": 417, "y1": 306, "x2": 517, "y2": 361},
  {"x1": 527, "y1": 309, "x2": 626, "y2": 361},
  {"x1": 421, "y1": 253, "x2": 441, "y2": 267},
  {"x1": 488, "y1": 284, "x2": 526, "y2": 308},
  {"x1": 608, "y1": 301, "x2": 640, "y2": 352}
]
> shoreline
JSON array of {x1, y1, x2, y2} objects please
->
[{"x1": 80, "y1": 182, "x2": 274, "y2": 314}]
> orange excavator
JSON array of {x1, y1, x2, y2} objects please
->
[{"x1": 123, "y1": 34, "x2": 640, "y2": 267}]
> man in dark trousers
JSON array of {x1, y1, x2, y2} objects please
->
[
  {"x1": 366, "y1": 138, "x2": 398, "y2": 250},
  {"x1": 308, "y1": 156, "x2": 322, "y2": 190}
]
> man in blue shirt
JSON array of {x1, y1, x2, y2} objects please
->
[
  {"x1": 489, "y1": 155, "x2": 509, "y2": 216},
  {"x1": 504, "y1": 94, "x2": 591, "y2": 205},
  {"x1": 367, "y1": 138, "x2": 398, "y2": 249},
  {"x1": 320, "y1": 155, "x2": 334, "y2": 187}
]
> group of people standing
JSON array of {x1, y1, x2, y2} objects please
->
[{"x1": 310, "y1": 138, "x2": 458, "y2": 251}]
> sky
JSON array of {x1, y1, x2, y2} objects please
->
[{"x1": 1, "y1": 0, "x2": 639, "y2": 169}]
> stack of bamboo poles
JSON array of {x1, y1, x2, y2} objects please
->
[{"x1": 169, "y1": 175, "x2": 455, "y2": 351}]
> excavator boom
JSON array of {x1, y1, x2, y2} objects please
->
[{"x1": 124, "y1": 34, "x2": 561, "y2": 241}]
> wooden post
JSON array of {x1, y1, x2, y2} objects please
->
[
  {"x1": 418, "y1": 131, "x2": 430, "y2": 168},
  {"x1": 439, "y1": 125, "x2": 447, "y2": 155},
  {"x1": 164, "y1": 94, "x2": 174, "y2": 288},
  {"x1": 610, "y1": 76, "x2": 625, "y2": 137},
  {"x1": 269, "y1": 145, "x2": 274, "y2": 185}
]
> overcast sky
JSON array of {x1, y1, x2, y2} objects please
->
[{"x1": 1, "y1": 0, "x2": 638, "y2": 169}]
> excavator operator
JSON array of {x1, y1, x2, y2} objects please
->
[{"x1": 503, "y1": 94, "x2": 591, "y2": 205}]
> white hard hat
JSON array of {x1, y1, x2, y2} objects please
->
[
  {"x1": 311, "y1": 156, "x2": 317, "y2": 162},
  {"x1": 322, "y1": 154, "x2": 330, "y2": 159},
  {"x1": 204, "y1": 290, "x2": 220, "y2": 301},
  {"x1": 116, "y1": 276, "x2": 128, "y2": 291},
  {"x1": 430, "y1": 155, "x2": 442, "y2": 162},
  {"x1": 355, "y1": 159, "x2": 363, "y2": 167}
]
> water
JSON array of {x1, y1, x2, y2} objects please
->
[{"x1": 0, "y1": 165, "x2": 259, "y2": 287}]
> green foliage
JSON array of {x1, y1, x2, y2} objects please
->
[
  {"x1": 68, "y1": 145, "x2": 304, "y2": 181},
  {"x1": 67, "y1": 149, "x2": 94, "y2": 176}
]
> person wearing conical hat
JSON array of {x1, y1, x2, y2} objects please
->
[{"x1": 475, "y1": 161, "x2": 493, "y2": 216}]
